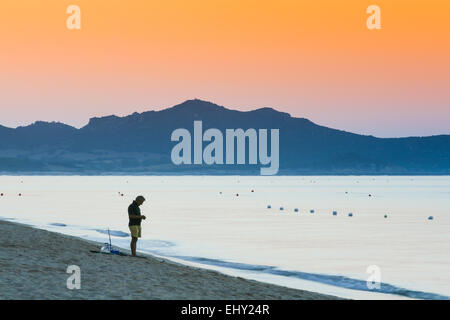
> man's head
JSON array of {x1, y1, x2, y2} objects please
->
[{"x1": 135, "y1": 195, "x2": 146, "y2": 206}]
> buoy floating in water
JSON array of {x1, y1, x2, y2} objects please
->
[
  {"x1": 332, "y1": 211, "x2": 337, "y2": 216},
  {"x1": 428, "y1": 216, "x2": 434, "y2": 220}
]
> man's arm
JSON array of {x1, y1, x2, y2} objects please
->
[{"x1": 129, "y1": 214, "x2": 146, "y2": 219}]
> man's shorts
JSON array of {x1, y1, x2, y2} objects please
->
[{"x1": 129, "y1": 225, "x2": 142, "y2": 238}]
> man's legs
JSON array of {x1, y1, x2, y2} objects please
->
[{"x1": 131, "y1": 236, "x2": 138, "y2": 256}]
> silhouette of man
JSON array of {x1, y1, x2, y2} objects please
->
[{"x1": 128, "y1": 195, "x2": 146, "y2": 257}]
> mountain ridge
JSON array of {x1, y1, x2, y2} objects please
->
[
  {"x1": 0, "y1": 99, "x2": 449, "y2": 174},
  {"x1": 2, "y1": 99, "x2": 445, "y2": 139}
]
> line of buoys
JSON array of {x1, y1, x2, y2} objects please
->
[
  {"x1": 265, "y1": 206, "x2": 432, "y2": 221},
  {"x1": 262, "y1": 204, "x2": 430, "y2": 221}
]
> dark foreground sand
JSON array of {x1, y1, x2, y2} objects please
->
[{"x1": 0, "y1": 220, "x2": 341, "y2": 300}]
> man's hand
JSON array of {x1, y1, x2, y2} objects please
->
[{"x1": 141, "y1": 215, "x2": 147, "y2": 220}]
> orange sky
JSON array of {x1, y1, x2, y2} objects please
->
[{"x1": 0, "y1": 0, "x2": 449, "y2": 137}]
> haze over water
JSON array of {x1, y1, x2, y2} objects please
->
[{"x1": 0, "y1": 176, "x2": 449, "y2": 299}]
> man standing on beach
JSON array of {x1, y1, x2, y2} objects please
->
[{"x1": 128, "y1": 196, "x2": 146, "y2": 257}]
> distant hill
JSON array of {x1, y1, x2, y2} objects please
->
[{"x1": 0, "y1": 99, "x2": 449, "y2": 174}]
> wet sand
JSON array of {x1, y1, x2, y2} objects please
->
[{"x1": 0, "y1": 219, "x2": 341, "y2": 300}]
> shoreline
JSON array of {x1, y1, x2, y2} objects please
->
[{"x1": 0, "y1": 219, "x2": 342, "y2": 300}]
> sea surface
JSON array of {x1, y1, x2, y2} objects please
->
[{"x1": 0, "y1": 176, "x2": 449, "y2": 299}]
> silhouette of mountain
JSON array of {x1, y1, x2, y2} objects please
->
[{"x1": 0, "y1": 99, "x2": 449, "y2": 174}]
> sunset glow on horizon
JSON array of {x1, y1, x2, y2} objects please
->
[{"x1": 0, "y1": 0, "x2": 449, "y2": 137}]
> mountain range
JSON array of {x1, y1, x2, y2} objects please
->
[{"x1": 0, "y1": 99, "x2": 449, "y2": 174}]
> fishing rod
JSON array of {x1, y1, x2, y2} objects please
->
[{"x1": 108, "y1": 227, "x2": 112, "y2": 251}]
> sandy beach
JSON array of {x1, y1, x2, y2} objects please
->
[{"x1": 0, "y1": 220, "x2": 340, "y2": 300}]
